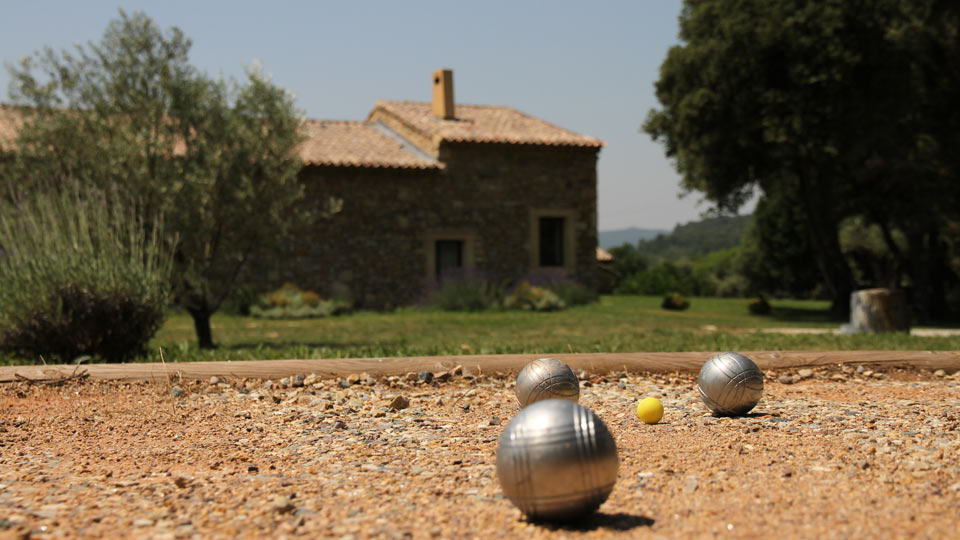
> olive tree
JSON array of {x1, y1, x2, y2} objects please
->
[{"x1": 4, "y1": 10, "x2": 311, "y2": 347}]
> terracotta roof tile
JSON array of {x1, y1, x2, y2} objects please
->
[
  {"x1": 299, "y1": 120, "x2": 441, "y2": 169},
  {"x1": 0, "y1": 100, "x2": 600, "y2": 169},
  {"x1": 371, "y1": 100, "x2": 604, "y2": 148}
]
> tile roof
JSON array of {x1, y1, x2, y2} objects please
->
[
  {"x1": 299, "y1": 120, "x2": 441, "y2": 169},
  {"x1": 0, "y1": 100, "x2": 602, "y2": 169},
  {"x1": 370, "y1": 100, "x2": 604, "y2": 148}
]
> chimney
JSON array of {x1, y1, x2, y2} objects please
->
[{"x1": 432, "y1": 69, "x2": 455, "y2": 119}]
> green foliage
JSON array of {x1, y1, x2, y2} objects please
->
[
  {"x1": 545, "y1": 279, "x2": 598, "y2": 307},
  {"x1": 3, "y1": 10, "x2": 311, "y2": 347},
  {"x1": 615, "y1": 261, "x2": 700, "y2": 296},
  {"x1": 0, "y1": 185, "x2": 173, "y2": 362},
  {"x1": 504, "y1": 282, "x2": 565, "y2": 312},
  {"x1": 643, "y1": 0, "x2": 960, "y2": 313},
  {"x1": 738, "y1": 190, "x2": 825, "y2": 299},
  {"x1": 607, "y1": 243, "x2": 649, "y2": 289},
  {"x1": 748, "y1": 297, "x2": 772, "y2": 315},
  {"x1": 638, "y1": 215, "x2": 752, "y2": 260},
  {"x1": 661, "y1": 292, "x2": 690, "y2": 311},
  {"x1": 250, "y1": 283, "x2": 349, "y2": 319},
  {"x1": 430, "y1": 273, "x2": 500, "y2": 312}
]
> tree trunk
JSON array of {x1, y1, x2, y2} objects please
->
[
  {"x1": 797, "y1": 176, "x2": 855, "y2": 317},
  {"x1": 849, "y1": 288, "x2": 911, "y2": 333},
  {"x1": 908, "y1": 226, "x2": 951, "y2": 323},
  {"x1": 187, "y1": 307, "x2": 216, "y2": 350}
]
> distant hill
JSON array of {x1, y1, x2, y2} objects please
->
[
  {"x1": 598, "y1": 227, "x2": 665, "y2": 249},
  {"x1": 638, "y1": 215, "x2": 752, "y2": 260}
]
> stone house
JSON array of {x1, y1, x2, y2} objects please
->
[
  {"x1": 279, "y1": 70, "x2": 604, "y2": 309},
  {"x1": 0, "y1": 70, "x2": 604, "y2": 310}
]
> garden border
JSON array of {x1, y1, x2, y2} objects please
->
[{"x1": 1, "y1": 350, "x2": 958, "y2": 383}]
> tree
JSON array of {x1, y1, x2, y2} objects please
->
[
  {"x1": 737, "y1": 188, "x2": 825, "y2": 300},
  {"x1": 644, "y1": 0, "x2": 946, "y2": 315},
  {"x1": 3, "y1": 10, "x2": 310, "y2": 348}
]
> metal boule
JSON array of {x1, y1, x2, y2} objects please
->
[
  {"x1": 496, "y1": 399, "x2": 618, "y2": 521},
  {"x1": 696, "y1": 352, "x2": 764, "y2": 416},
  {"x1": 515, "y1": 357, "x2": 579, "y2": 408}
]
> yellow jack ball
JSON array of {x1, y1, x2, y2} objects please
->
[{"x1": 636, "y1": 397, "x2": 664, "y2": 424}]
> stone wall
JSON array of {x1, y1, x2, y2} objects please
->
[{"x1": 262, "y1": 142, "x2": 599, "y2": 309}]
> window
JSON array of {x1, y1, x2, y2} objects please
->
[
  {"x1": 424, "y1": 231, "x2": 476, "y2": 281},
  {"x1": 435, "y1": 240, "x2": 463, "y2": 280},
  {"x1": 529, "y1": 209, "x2": 577, "y2": 271},
  {"x1": 539, "y1": 217, "x2": 565, "y2": 267}
]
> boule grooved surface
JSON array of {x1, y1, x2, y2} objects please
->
[
  {"x1": 496, "y1": 399, "x2": 619, "y2": 521},
  {"x1": 697, "y1": 352, "x2": 764, "y2": 416},
  {"x1": 515, "y1": 357, "x2": 579, "y2": 408}
]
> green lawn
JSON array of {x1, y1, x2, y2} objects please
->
[{"x1": 144, "y1": 295, "x2": 960, "y2": 363}]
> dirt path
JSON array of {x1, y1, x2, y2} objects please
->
[{"x1": 1, "y1": 365, "x2": 958, "y2": 539}]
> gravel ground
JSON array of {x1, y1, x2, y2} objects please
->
[{"x1": 1, "y1": 364, "x2": 958, "y2": 539}]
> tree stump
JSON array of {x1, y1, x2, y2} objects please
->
[{"x1": 849, "y1": 288, "x2": 910, "y2": 333}]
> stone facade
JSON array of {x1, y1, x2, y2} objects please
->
[{"x1": 269, "y1": 140, "x2": 600, "y2": 309}]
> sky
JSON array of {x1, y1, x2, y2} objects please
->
[{"x1": 0, "y1": 0, "x2": 746, "y2": 232}]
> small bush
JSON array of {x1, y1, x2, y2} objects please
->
[
  {"x1": 250, "y1": 282, "x2": 350, "y2": 319},
  {"x1": 661, "y1": 292, "x2": 690, "y2": 311},
  {"x1": 516, "y1": 271, "x2": 597, "y2": 307},
  {"x1": 748, "y1": 296, "x2": 772, "y2": 315},
  {"x1": 0, "y1": 185, "x2": 173, "y2": 363},
  {"x1": 432, "y1": 272, "x2": 496, "y2": 312},
  {"x1": 504, "y1": 282, "x2": 566, "y2": 312},
  {"x1": 547, "y1": 279, "x2": 598, "y2": 307}
]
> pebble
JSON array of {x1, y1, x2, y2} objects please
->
[
  {"x1": 797, "y1": 369, "x2": 814, "y2": 379},
  {"x1": 209, "y1": 376, "x2": 221, "y2": 385},
  {"x1": 683, "y1": 476, "x2": 699, "y2": 493},
  {"x1": 170, "y1": 386, "x2": 184, "y2": 398},
  {"x1": 271, "y1": 497, "x2": 296, "y2": 514},
  {"x1": 778, "y1": 375, "x2": 797, "y2": 385},
  {"x1": 417, "y1": 371, "x2": 434, "y2": 383},
  {"x1": 389, "y1": 395, "x2": 410, "y2": 410}
]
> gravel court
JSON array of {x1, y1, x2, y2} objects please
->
[{"x1": 1, "y1": 366, "x2": 958, "y2": 539}]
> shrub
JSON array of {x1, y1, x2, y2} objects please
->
[
  {"x1": 616, "y1": 261, "x2": 699, "y2": 296},
  {"x1": 504, "y1": 282, "x2": 566, "y2": 312},
  {"x1": 547, "y1": 279, "x2": 598, "y2": 307},
  {"x1": 431, "y1": 271, "x2": 497, "y2": 312},
  {"x1": 250, "y1": 282, "x2": 350, "y2": 319},
  {"x1": 661, "y1": 292, "x2": 690, "y2": 311},
  {"x1": 517, "y1": 270, "x2": 597, "y2": 307},
  {"x1": 0, "y1": 185, "x2": 173, "y2": 363},
  {"x1": 748, "y1": 296, "x2": 772, "y2": 315},
  {"x1": 420, "y1": 269, "x2": 508, "y2": 312}
]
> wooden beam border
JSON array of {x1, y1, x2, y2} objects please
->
[{"x1": 1, "y1": 351, "x2": 958, "y2": 383}]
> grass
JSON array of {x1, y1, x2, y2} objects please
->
[
  {"x1": 4, "y1": 295, "x2": 958, "y2": 365},
  {"x1": 127, "y1": 295, "x2": 960, "y2": 363}
]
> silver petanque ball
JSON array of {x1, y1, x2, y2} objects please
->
[
  {"x1": 697, "y1": 352, "x2": 764, "y2": 416},
  {"x1": 515, "y1": 357, "x2": 579, "y2": 408},
  {"x1": 496, "y1": 399, "x2": 618, "y2": 521}
]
